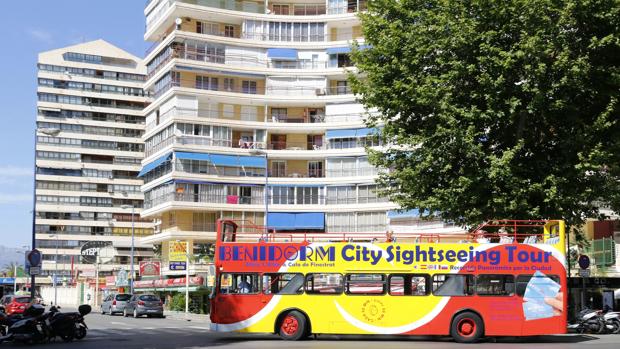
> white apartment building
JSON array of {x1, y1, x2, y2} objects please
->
[
  {"x1": 35, "y1": 40, "x2": 155, "y2": 284},
  {"x1": 140, "y1": 0, "x2": 463, "y2": 277}
]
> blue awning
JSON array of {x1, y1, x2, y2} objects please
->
[
  {"x1": 175, "y1": 152, "x2": 266, "y2": 168},
  {"x1": 267, "y1": 212, "x2": 325, "y2": 230},
  {"x1": 325, "y1": 128, "x2": 379, "y2": 139},
  {"x1": 269, "y1": 184, "x2": 324, "y2": 187},
  {"x1": 326, "y1": 47, "x2": 352, "y2": 55},
  {"x1": 137, "y1": 153, "x2": 172, "y2": 177},
  {"x1": 0, "y1": 277, "x2": 15, "y2": 285},
  {"x1": 267, "y1": 48, "x2": 298, "y2": 60},
  {"x1": 327, "y1": 45, "x2": 371, "y2": 55},
  {"x1": 175, "y1": 152, "x2": 211, "y2": 161},
  {"x1": 325, "y1": 129, "x2": 358, "y2": 138},
  {"x1": 209, "y1": 154, "x2": 239, "y2": 167},
  {"x1": 239, "y1": 156, "x2": 267, "y2": 168}
]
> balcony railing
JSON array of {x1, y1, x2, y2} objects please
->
[
  {"x1": 145, "y1": 106, "x2": 366, "y2": 133},
  {"x1": 145, "y1": 191, "x2": 329, "y2": 209},
  {"x1": 153, "y1": 78, "x2": 353, "y2": 99},
  {"x1": 147, "y1": 45, "x2": 350, "y2": 80}
]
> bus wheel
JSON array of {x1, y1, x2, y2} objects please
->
[
  {"x1": 278, "y1": 311, "x2": 307, "y2": 341},
  {"x1": 451, "y1": 312, "x2": 484, "y2": 343}
]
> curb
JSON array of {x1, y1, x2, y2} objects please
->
[{"x1": 164, "y1": 310, "x2": 211, "y2": 323}]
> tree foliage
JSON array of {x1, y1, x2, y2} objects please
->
[{"x1": 351, "y1": 0, "x2": 620, "y2": 226}]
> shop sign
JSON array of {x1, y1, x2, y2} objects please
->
[{"x1": 140, "y1": 261, "x2": 161, "y2": 276}]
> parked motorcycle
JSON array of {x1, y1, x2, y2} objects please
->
[
  {"x1": 0, "y1": 304, "x2": 48, "y2": 344},
  {"x1": 602, "y1": 310, "x2": 620, "y2": 334},
  {"x1": 45, "y1": 304, "x2": 91, "y2": 341},
  {"x1": 568, "y1": 308, "x2": 606, "y2": 334},
  {"x1": 0, "y1": 312, "x2": 24, "y2": 337}
]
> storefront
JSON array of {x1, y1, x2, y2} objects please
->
[{"x1": 568, "y1": 277, "x2": 620, "y2": 319}]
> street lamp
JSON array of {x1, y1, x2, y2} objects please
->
[
  {"x1": 249, "y1": 149, "x2": 269, "y2": 230},
  {"x1": 120, "y1": 204, "x2": 135, "y2": 294},
  {"x1": 15, "y1": 246, "x2": 29, "y2": 294},
  {"x1": 48, "y1": 233, "x2": 59, "y2": 306},
  {"x1": 31, "y1": 127, "x2": 61, "y2": 300}
]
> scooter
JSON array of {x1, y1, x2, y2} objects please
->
[
  {"x1": 0, "y1": 304, "x2": 49, "y2": 344},
  {"x1": 45, "y1": 304, "x2": 91, "y2": 341},
  {"x1": 568, "y1": 308, "x2": 606, "y2": 334},
  {"x1": 603, "y1": 311, "x2": 620, "y2": 334}
]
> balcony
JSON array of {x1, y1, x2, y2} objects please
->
[
  {"x1": 152, "y1": 76, "x2": 352, "y2": 100},
  {"x1": 145, "y1": 106, "x2": 365, "y2": 133},
  {"x1": 147, "y1": 44, "x2": 352, "y2": 81},
  {"x1": 145, "y1": 191, "x2": 328, "y2": 209}
]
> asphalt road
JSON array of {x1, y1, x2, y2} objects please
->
[{"x1": 1, "y1": 311, "x2": 619, "y2": 349}]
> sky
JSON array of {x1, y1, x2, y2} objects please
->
[{"x1": 0, "y1": 1, "x2": 149, "y2": 248}]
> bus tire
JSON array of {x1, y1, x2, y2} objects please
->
[
  {"x1": 450, "y1": 311, "x2": 484, "y2": 343},
  {"x1": 278, "y1": 310, "x2": 307, "y2": 341}
]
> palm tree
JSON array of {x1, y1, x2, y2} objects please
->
[{"x1": 2, "y1": 262, "x2": 25, "y2": 277}]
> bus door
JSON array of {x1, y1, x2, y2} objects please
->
[{"x1": 214, "y1": 273, "x2": 262, "y2": 324}]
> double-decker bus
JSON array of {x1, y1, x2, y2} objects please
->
[{"x1": 209, "y1": 220, "x2": 566, "y2": 343}]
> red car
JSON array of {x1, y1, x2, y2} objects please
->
[{"x1": 1, "y1": 296, "x2": 31, "y2": 315}]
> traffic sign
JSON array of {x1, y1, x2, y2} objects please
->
[
  {"x1": 26, "y1": 249, "x2": 42, "y2": 276},
  {"x1": 169, "y1": 262, "x2": 187, "y2": 271},
  {"x1": 579, "y1": 269, "x2": 590, "y2": 277},
  {"x1": 578, "y1": 255, "x2": 590, "y2": 269}
]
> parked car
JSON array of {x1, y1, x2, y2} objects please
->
[
  {"x1": 124, "y1": 294, "x2": 164, "y2": 318},
  {"x1": 101, "y1": 293, "x2": 132, "y2": 316},
  {"x1": 1, "y1": 295, "x2": 32, "y2": 315},
  {"x1": 0, "y1": 296, "x2": 9, "y2": 313}
]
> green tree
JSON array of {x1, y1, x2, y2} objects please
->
[
  {"x1": 2, "y1": 262, "x2": 25, "y2": 277},
  {"x1": 351, "y1": 0, "x2": 620, "y2": 227}
]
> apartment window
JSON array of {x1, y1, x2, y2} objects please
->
[
  {"x1": 389, "y1": 275, "x2": 429, "y2": 296},
  {"x1": 308, "y1": 161, "x2": 323, "y2": 177},
  {"x1": 223, "y1": 78, "x2": 235, "y2": 92},
  {"x1": 242, "y1": 80, "x2": 257, "y2": 94},
  {"x1": 271, "y1": 108, "x2": 287, "y2": 122},
  {"x1": 197, "y1": 21, "x2": 219, "y2": 35},
  {"x1": 271, "y1": 161, "x2": 286, "y2": 177},
  {"x1": 224, "y1": 25, "x2": 235, "y2": 38},
  {"x1": 336, "y1": 81, "x2": 349, "y2": 95},
  {"x1": 196, "y1": 76, "x2": 218, "y2": 91},
  {"x1": 272, "y1": 4, "x2": 289, "y2": 15}
]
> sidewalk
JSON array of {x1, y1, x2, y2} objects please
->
[{"x1": 164, "y1": 310, "x2": 211, "y2": 323}]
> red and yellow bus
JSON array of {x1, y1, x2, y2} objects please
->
[{"x1": 209, "y1": 220, "x2": 566, "y2": 343}]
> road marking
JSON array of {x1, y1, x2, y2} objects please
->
[
  {"x1": 188, "y1": 326, "x2": 210, "y2": 330},
  {"x1": 111, "y1": 321, "x2": 127, "y2": 326}
]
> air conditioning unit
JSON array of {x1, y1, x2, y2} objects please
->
[{"x1": 315, "y1": 88, "x2": 326, "y2": 96}]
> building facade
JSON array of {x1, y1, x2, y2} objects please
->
[
  {"x1": 140, "y1": 0, "x2": 403, "y2": 277},
  {"x1": 36, "y1": 40, "x2": 154, "y2": 284}
]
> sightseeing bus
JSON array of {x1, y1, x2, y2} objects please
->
[{"x1": 209, "y1": 219, "x2": 566, "y2": 343}]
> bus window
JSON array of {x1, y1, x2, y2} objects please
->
[
  {"x1": 219, "y1": 273, "x2": 259, "y2": 294},
  {"x1": 432, "y1": 274, "x2": 474, "y2": 296},
  {"x1": 221, "y1": 222, "x2": 237, "y2": 242},
  {"x1": 476, "y1": 274, "x2": 515, "y2": 296},
  {"x1": 516, "y1": 274, "x2": 560, "y2": 297},
  {"x1": 262, "y1": 273, "x2": 304, "y2": 295},
  {"x1": 345, "y1": 274, "x2": 386, "y2": 295},
  {"x1": 389, "y1": 274, "x2": 428, "y2": 296},
  {"x1": 305, "y1": 273, "x2": 343, "y2": 295}
]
